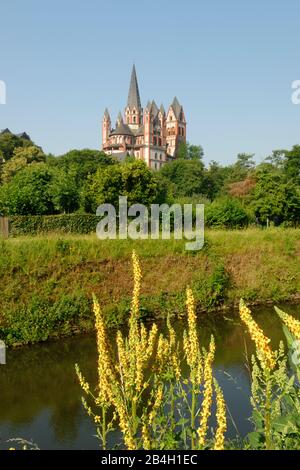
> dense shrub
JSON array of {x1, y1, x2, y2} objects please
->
[
  {"x1": 205, "y1": 197, "x2": 249, "y2": 228},
  {"x1": 9, "y1": 214, "x2": 101, "y2": 236}
]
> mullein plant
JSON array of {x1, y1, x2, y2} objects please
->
[
  {"x1": 76, "y1": 251, "x2": 227, "y2": 450},
  {"x1": 239, "y1": 300, "x2": 300, "y2": 450}
]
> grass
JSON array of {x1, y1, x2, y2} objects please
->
[{"x1": 0, "y1": 227, "x2": 300, "y2": 346}]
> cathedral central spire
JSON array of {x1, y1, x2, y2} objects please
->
[{"x1": 127, "y1": 64, "x2": 141, "y2": 110}]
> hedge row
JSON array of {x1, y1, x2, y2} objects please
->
[{"x1": 9, "y1": 214, "x2": 101, "y2": 236}]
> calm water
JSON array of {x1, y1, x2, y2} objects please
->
[{"x1": 1, "y1": 303, "x2": 300, "y2": 450}]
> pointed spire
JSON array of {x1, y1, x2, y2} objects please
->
[
  {"x1": 104, "y1": 108, "x2": 110, "y2": 120},
  {"x1": 115, "y1": 111, "x2": 123, "y2": 127},
  {"x1": 127, "y1": 64, "x2": 142, "y2": 110},
  {"x1": 159, "y1": 104, "x2": 166, "y2": 116},
  {"x1": 151, "y1": 100, "x2": 159, "y2": 116},
  {"x1": 171, "y1": 96, "x2": 182, "y2": 119}
]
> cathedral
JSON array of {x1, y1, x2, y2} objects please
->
[{"x1": 102, "y1": 65, "x2": 186, "y2": 170}]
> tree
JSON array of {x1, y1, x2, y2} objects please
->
[
  {"x1": 0, "y1": 164, "x2": 55, "y2": 215},
  {"x1": 283, "y1": 145, "x2": 300, "y2": 182},
  {"x1": 50, "y1": 166, "x2": 80, "y2": 213},
  {"x1": 1, "y1": 145, "x2": 45, "y2": 184},
  {"x1": 160, "y1": 159, "x2": 205, "y2": 197},
  {"x1": 177, "y1": 141, "x2": 204, "y2": 160},
  {"x1": 48, "y1": 149, "x2": 114, "y2": 188},
  {"x1": 251, "y1": 169, "x2": 300, "y2": 225},
  {"x1": 81, "y1": 160, "x2": 158, "y2": 213},
  {"x1": 0, "y1": 131, "x2": 34, "y2": 162}
]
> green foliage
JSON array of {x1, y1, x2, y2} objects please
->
[
  {"x1": 176, "y1": 141, "x2": 204, "y2": 160},
  {"x1": 193, "y1": 264, "x2": 230, "y2": 309},
  {"x1": 47, "y1": 149, "x2": 114, "y2": 187},
  {"x1": 1, "y1": 145, "x2": 45, "y2": 184},
  {"x1": 9, "y1": 214, "x2": 102, "y2": 235},
  {"x1": 1, "y1": 293, "x2": 91, "y2": 345},
  {"x1": 283, "y1": 145, "x2": 300, "y2": 182},
  {"x1": 0, "y1": 164, "x2": 55, "y2": 215},
  {"x1": 82, "y1": 160, "x2": 158, "y2": 212},
  {"x1": 252, "y1": 169, "x2": 300, "y2": 225},
  {"x1": 50, "y1": 167, "x2": 80, "y2": 213},
  {"x1": 0, "y1": 131, "x2": 34, "y2": 162},
  {"x1": 205, "y1": 197, "x2": 249, "y2": 228},
  {"x1": 160, "y1": 159, "x2": 205, "y2": 197}
]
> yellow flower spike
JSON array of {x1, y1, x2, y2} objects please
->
[
  {"x1": 146, "y1": 323, "x2": 158, "y2": 359},
  {"x1": 275, "y1": 306, "x2": 300, "y2": 340},
  {"x1": 239, "y1": 299, "x2": 275, "y2": 370},
  {"x1": 148, "y1": 384, "x2": 164, "y2": 425},
  {"x1": 213, "y1": 380, "x2": 227, "y2": 450},
  {"x1": 116, "y1": 330, "x2": 130, "y2": 380},
  {"x1": 131, "y1": 250, "x2": 142, "y2": 317},
  {"x1": 198, "y1": 336, "x2": 215, "y2": 447},
  {"x1": 93, "y1": 294, "x2": 115, "y2": 403},
  {"x1": 185, "y1": 287, "x2": 202, "y2": 386},
  {"x1": 142, "y1": 423, "x2": 152, "y2": 450},
  {"x1": 75, "y1": 364, "x2": 90, "y2": 394}
]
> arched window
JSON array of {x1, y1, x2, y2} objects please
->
[
  {"x1": 133, "y1": 116, "x2": 136, "y2": 123},
  {"x1": 155, "y1": 152, "x2": 157, "y2": 159}
]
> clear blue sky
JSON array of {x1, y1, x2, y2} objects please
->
[{"x1": 1, "y1": 0, "x2": 300, "y2": 165}]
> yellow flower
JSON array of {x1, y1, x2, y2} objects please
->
[
  {"x1": 214, "y1": 380, "x2": 227, "y2": 450},
  {"x1": 93, "y1": 294, "x2": 114, "y2": 403},
  {"x1": 184, "y1": 287, "x2": 202, "y2": 385},
  {"x1": 131, "y1": 250, "x2": 142, "y2": 317},
  {"x1": 239, "y1": 299, "x2": 275, "y2": 370},
  {"x1": 275, "y1": 306, "x2": 300, "y2": 340},
  {"x1": 75, "y1": 364, "x2": 90, "y2": 394},
  {"x1": 142, "y1": 423, "x2": 151, "y2": 450},
  {"x1": 148, "y1": 384, "x2": 164, "y2": 425},
  {"x1": 198, "y1": 336, "x2": 215, "y2": 447}
]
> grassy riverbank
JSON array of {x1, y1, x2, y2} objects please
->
[{"x1": 0, "y1": 228, "x2": 300, "y2": 346}]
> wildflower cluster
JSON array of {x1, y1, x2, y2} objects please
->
[{"x1": 76, "y1": 251, "x2": 227, "y2": 450}]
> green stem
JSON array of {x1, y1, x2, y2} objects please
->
[
  {"x1": 102, "y1": 404, "x2": 107, "y2": 450},
  {"x1": 191, "y1": 385, "x2": 196, "y2": 450},
  {"x1": 264, "y1": 370, "x2": 272, "y2": 450}
]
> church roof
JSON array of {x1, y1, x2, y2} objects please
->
[
  {"x1": 127, "y1": 64, "x2": 142, "y2": 110},
  {"x1": 0, "y1": 128, "x2": 12, "y2": 135},
  {"x1": 110, "y1": 121, "x2": 134, "y2": 136},
  {"x1": 171, "y1": 96, "x2": 182, "y2": 119},
  {"x1": 151, "y1": 100, "x2": 159, "y2": 117},
  {"x1": 116, "y1": 111, "x2": 123, "y2": 124},
  {"x1": 104, "y1": 108, "x2": 110, "y2": 119},
  {"x1": 134, "y1": 125, "x2": 144, "y2": 136},
  {"x1": 159, "y1": 104, "x2": 166, "y2": 115}
]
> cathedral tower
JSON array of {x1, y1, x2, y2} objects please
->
[{"x1": 125, "y1": 64, "x2": 143, "y2": 130}]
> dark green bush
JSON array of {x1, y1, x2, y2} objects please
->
[
  {"x1": 205, "y1": 197, "x2": 249, "y2": 228},
  {"x1": 9, "y1": 214, "x2": 102, "y2": 236}
]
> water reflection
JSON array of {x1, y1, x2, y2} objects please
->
[{"x1": 0, "y1": 303, "x2": 300, "y2": 449}]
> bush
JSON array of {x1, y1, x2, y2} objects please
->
[
  {"x1": 9, "y1": 214, "x2": 102, "y2": 236},
  {"x1": 205, "y1": 197, "x2": 249, "y2": 228}
]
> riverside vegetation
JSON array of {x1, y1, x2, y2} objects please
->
[
  {"x1": 0, "y1": 229, "x2": 300, "y2": 346},
  {"x1": 76, "y1": 251, "x2": 300, "y2": 450}
]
